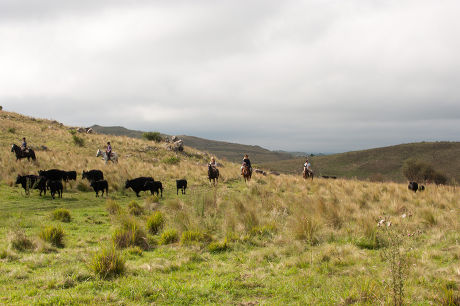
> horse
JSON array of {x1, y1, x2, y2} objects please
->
[
  {"x1": 96, "y1": 149, "x2": 118, "y2": 164},
  {"x1": 303, "y1": 168, "x2": 314, "y2": 180},
  {"x1": 242, "y1": 164, "x2": 251, "y2": 182},
  {"x1": 208, "y1": 165, "x2": 219, "y2": 186},
  {"x1": 11, "y1": 144, "x2": 36, "y2": 161}
]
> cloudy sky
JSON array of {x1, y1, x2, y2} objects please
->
[{"x1": 1, "y1": 0, "x2": 459, "y2": 152}]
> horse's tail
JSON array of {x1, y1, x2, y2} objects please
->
[{"x1": 31, "y1": 150, "x2": 36, "y2": 161}]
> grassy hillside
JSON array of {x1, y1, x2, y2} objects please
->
[
  {"x1": 0, "y1": 110, "x2": 459, "y2": 304},
  {"x1": 260, "y1": 142, "x2": 460, "y2": 183},
  {"x1": 90, "y1": 125, "x2": 294, "y2": 163}
]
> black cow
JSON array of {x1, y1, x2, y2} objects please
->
[
  {"x1": 176, "y1": 179, "x2": 187, "y2": 195},
  {"x1": 47, "y1": 180, "x2": 63, "y2": 199},
  {"x1": 35, "y1": 176, "x2": 47, "y2": 196},
  {"x1": 408, "y1": 181, "x2": 419, "y2": 192},
  {"x1": 64, "y1": 171, "x2": 77, "y2": 181},
  {"x1": 38, "y1": 169, "x2": 66, "y2": 181},
  {"x1": 90, "y1": 180, "x2": 108, "y2": 197},
  {"x1": 145, "y1": 180, "x2": 163, "y2": 198},
  {"x1": 82, "y1": 170, "x2": 104, "y2": 183},
  {"x1": 419, "y1": 185, "x2": 425, "y2": 191},
  {"x1": 15, "y1": 174, "x2": 39, "y2": 193},
  {"x1": 125, "y1": 177, "x2": 154, "y2": 197}
]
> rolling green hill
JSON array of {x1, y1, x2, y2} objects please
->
[
  {"x1": 260, "y1": 142, "x2": 460, "y2": 183},
  {"x1": 90, "y1": 125, "x2": 294, "y2": 163}
]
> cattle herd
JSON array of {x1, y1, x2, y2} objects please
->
[{"x1": 15, "y1": 168, "x2": 187, "y2": 199}]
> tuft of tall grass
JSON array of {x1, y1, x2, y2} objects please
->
[
  {"x1": 158, "y1": 229, "x2": 178, "y2": 245},
  {"x1": 8, "y1": 229, "x2": 35, "y2": 252},
  {"x1": 180, "y1": 230, "x2": 211, "y2": 245},
  {"x1": 52, "y1": 208, "x2": 71, "y2": 223},
  {"x1": 128, "y1": 200, "x2": 144, "y2": 216},
  {"x1": 208, "y1": 239, "x2": 229, "y2": 253},
  {"x1": 112, "y1": 216, "x2": 148, "y2": 250},
  {"x1": 90, "y1": 247, "x2": 125, "y2": 279},
  {"x1": 106, "y1": 199, "x2": 122, "y2": 215},
  {"x1": 39, "y1": 225, "x2": 65, "y2": 248},
  {"x1": 146, "y1": 211, "x2": 165, "y2": 235}
]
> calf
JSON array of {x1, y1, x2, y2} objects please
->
[
  {"x1": 82, "y1": 170, "x2": 104, "y2": 183},
  {"x1": 35, "y1": 176, "x2": 47, "y2": 196},
  {"x1": 38, "y1": 169, "x2": 66, "y2": 181},
  {"x1": 90, "y1": 180, "x2": 108, "y2": 197},
  {"x1": 47, "y1": 180, "x2": 63, "y2": 199},
  {"x1": 176, "y1": 179, "x2": 187, "y2": 195},
  {"x1": 64, "y1": 171, "x2": 77, "y2": 182},
  {"x1": 145, "y1": 180, "x2": 163, "y2": 198},
  {"x1": 408, "y1": 181, "x2": 419, "y2": 192},
  {"x1": 125, "y1": 177, "x2": 154, "y2": 197}
]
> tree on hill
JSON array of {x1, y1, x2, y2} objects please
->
[
  {"x1": 402, "y1": 159, "x2": 448, "y2": 184},
  {"x1": 143, "y1": 132, "x2": 162, "y2": 143}
]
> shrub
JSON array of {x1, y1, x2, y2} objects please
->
[
  {"x1": 90, "y1": 247, "x2": 125, "y2": 279},
  {"x1": 162, "y1": 156, "x2": 180, "y2": 165},
  {"x1": 39, "y1": 226, "x2": 65, "y2": 247},
  {"x1": 128, "y1": 200, "x2": 144, "y2": 216},
  {"x1": 146, "y1": 211, "x2": 165, "y2": 235},
  {"x1": 402, "y1": 159, "x2": 448, "y2": 184},
  {"x1": 106, "y1": 199, "x2": 122, "y2": 215},
  {"x1": 8, "y1": 230, "x2": 35, "y2": 252},
  {"x1": 127, "y1": 246, "x2": 143, "y2": 256},
  {"x1": 208, "y1": 239, "x2": 229, "y2": 253},
  {"x1": 7, "y1": 127, "x2": 16, "y2": 133},
  {"x1": 52, "y1": 208, "x2": 71, "y2": 222},
  {"x1": 72, "y1": 135, "x2": 85, "y2": 147},
  {"x1": 143, "y1": 132, "x2": 163, "y2": 142},
  {"x1": 158, "y1": 229, "x2": 178, "y2": 245},
  {"x1": 112, "y1": 216, "x2": 148, "y2": 250}
]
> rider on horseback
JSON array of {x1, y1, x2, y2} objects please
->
[
  {"x1": 209, "y1": 157, "x2": 217, "y2": 169},
  {"x1": 21, "y1": 137, "x2": 28, "y2": 152},
  {"x1": 304, "y1": 159, "x2": 312, "y2": 175},
  {"x1": 241, "y1": 154, "x2": 252, "y2": 175},
  {"x1": 106, "y1": 142, "x2": 112, "y2": 161}
]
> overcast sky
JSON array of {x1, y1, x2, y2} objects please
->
[{"x1": 1, "y1": 0, "x2": 459, "y2": 153}]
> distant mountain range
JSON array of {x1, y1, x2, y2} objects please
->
[
  {"x1": 90, "y1": 125, "x2": 460, "y2": 183},
  {"x1": 89, "y1": 125, "x2": 295, "y2": 163}
]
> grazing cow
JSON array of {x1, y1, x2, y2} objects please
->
[
  {"x1": 419, "y1": 185, "x2": 425, "y2": 191},
  {"x1": 90, "y1": 180, "x2": 109, "y2": 197},
  {"x1": 64, "y1": 171, "x2": 77, "y2": 182},
  {"x1": 125, "y1": 177, "x2": 154, "y2": 197},
  {"x1": 176, "y1": 179, "x2": 187, "y2": 195},
  {"x1": 47, "y1": 180, "x2": 63, "y2": 199},
  {"x1": 408, "y1": 181, "x2": 419, "y2": 192},
  {"x1": 254, "y1": 169, "x2": 267, "y2": 176},
  {"x1": 82, "y1": 170, "x2": 104, "y2": 183},
  {"x1": 38, "y1": 169, "x2": 66, "y2": 181},
  {"x1": 145, "y1": 180, "x2": 163, "y2": 198},
  {"x1": 15, "y1": 174, "x2": 39, "y2": 193}
]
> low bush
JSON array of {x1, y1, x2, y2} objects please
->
[
  {"x1": 90, "y1": 247, "x2": 125, "y2": 279},
  {"x1": 9, "y1": 230, "x2": 35, "y2": 252},
  {"x1": 250, "y1": 224, "x2": 276, "y2": 237},
  {"x1": 127, "y1": 246, "x2": 143, "y2": 256},
  {"x1": 7, "y1": 127, "x2": 16, "y2": 133},
  {"x1": 106, "y1": 199, "x2": 122, "y2": 215},
  {"x1": 143, "y1": 132, "x2": 163, "y2": 142},
  {"x1": 158, "y1": 229, "x2": 178, "y2": 245},
  {"x1": 39, "y1": 226, "x2": 65, "y2": 248},
  {"x1": 76, "y1": 182, "x2": 91, "y2": 192},
  {"x1": 146, "y1": 211, "x2": 165, "y2": 235},
  {"x1": 52, "y1": 208, "x2": 71, "y2": 223},
  {"x1": 128, "y1": 200, "x2": 144, "y2": 216},
  {"x1": 112, "y1": 216, "x2": 148, "y2": 250}
]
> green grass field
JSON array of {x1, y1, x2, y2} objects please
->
[{"x1": 0, "y1": 111, "x2": 459, "y2": 304}]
